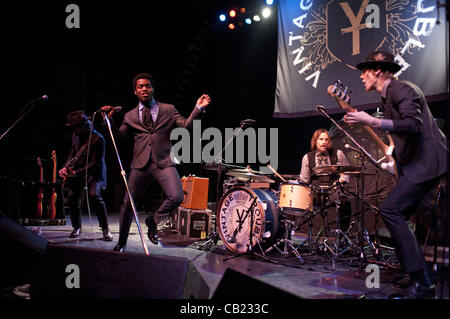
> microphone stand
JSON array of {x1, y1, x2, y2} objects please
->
[
  {"x1": 102, "y1": 113, "x2": 149, "y2": 256},
  {"x1": 201, "y1": 120, "x2": 252, "y2": 251},
  {"x1": 0, "y1": 97, "x2": 47, "y2": 142},
  {"x1": 316, "y1": 107, "x2": 380, "y2": 269}
]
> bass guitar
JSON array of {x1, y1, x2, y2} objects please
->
[{"x1": 327, "y1": 80, "x2": 397, "y2": 177}]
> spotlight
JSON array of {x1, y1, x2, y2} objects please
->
[
  {"x1": 253, "y1": 15, "x2": 261, "y2": 22},
  {"x1": 266, "y1": 0, "x2": 274, "y2": 5},
  {"x1": 229, "y1": 9, "x2": 236, "y2": 18},
  {"x1": 228, "y1": 23, "x2": 236, "y2": 30},
  {"x1": 262, "y1": 7, "x2": 271, "y2": 18},
  {"x1": 219, "y1": 14, "x2": 226, "y2": 22},
  {"x1": 245, "y1": 18, "x2": 252, "y2": 25}
]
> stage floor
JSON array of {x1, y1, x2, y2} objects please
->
[{"x1": 13, "y1": 211, "x2": 450, "y2": 300}]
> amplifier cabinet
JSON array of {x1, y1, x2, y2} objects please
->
[
  {"x1": 181, "y1": 175, "x2": 209, "y2": 210},
  {"x1": 175, "y1": 207, "x2": 212, "y2": 239}
]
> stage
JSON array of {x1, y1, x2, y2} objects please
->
[{"x1": 1, "y1": 210, "x2": 448, "y2": 301}]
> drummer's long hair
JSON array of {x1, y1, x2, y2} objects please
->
[{"x1": 310, "y1": 128, "x2": 332, "y2": 150}]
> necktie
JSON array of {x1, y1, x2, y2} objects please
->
[{"x1": 143, "y1": 106, "x2": 153, "y2": 130}]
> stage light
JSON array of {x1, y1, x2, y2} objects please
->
[
  {"x1": 219, "y1": 14, "x2": 226, "y2": 22},
  {"x1": 245, "y1": 18, "x2": 252, "y2": 25},
  {"x1": 253, "y1": 15, "x2": 261, "y2": 22},
  {"x1": 262, "y1": 8, "x2": 271, "y2": 18},
  {"x1": 228, "y1": 23, "x2": 235, "y2": 30},
  {"x1": 240, "y1": 8, "x2": 246, "y2": 14},
  {"x1": 266, "y1": 0, "x2": 274, "y2": 5},
  {"x1": 229, "y1": 9, "x2": 236, "y2": 18}
]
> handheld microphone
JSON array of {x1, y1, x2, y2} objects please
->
[
  {"x1": 344, "y1": 143, "x2": 361, "y2": 152},
  {"x1": 240, "y1": 119, "x2": 256, "y2": 126}
]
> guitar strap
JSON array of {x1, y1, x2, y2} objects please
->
[{"x1": 66, "y1": 134, "x2": 100, "y2": 168}]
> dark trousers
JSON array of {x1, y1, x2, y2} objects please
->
[
  {"x1": 66, "y1": 179, "x2": 109, "y2": 230},
  {"x1": 379, "y1": 174, "x2": 441, "y2": 273},
  {"x1": 117, "y1": 162, "x2": 183, "y2": 246}
]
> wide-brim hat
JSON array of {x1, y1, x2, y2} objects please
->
[
  {"x1": 65, "y1": 110, "x2": 91, "y2": 127},
  {"x1": 356, "y1": 51, "x2": 401, "y2": 73}
]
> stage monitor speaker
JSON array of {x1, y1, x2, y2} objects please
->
[
  {"x1": 31, "y1": 244, "x2": 210, "y2": 299},
  {"x1": 0, "y1": 211, "x2": 49, "y2": 285},
  {"x1": 212, "y1": 268, "x2": 301, "y2": 299}
]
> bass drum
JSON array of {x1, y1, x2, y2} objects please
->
[{"x1": 217, "y1": 187, "x2": 282, "y2": 254}]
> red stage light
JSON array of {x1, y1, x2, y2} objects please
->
[
  {"x1": 229, "y1": 10, "x2": 236, "y2": 18},
  {"x1": 228, "y1": 23, "x2": 235, "y2": 30}
]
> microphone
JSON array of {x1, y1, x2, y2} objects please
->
[
  {"x1": 240, "y1": 119, "x2": 256, "y2": 127},
  {"x1": 315, "y1": 105, "x2": 326, "y2": 114},
  {"x1": 100, "y1": 106, "x2": 123, "y2": 113},
  {"x1": 344, "y1": 143, "x2": 361, "y2": 153},
  {"x1": 27, "y1": 95, "x2": 48, "y2": 105}
]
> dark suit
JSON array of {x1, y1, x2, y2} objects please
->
[
  {"x1": 379, "y1": 79, "x2": 448, "y2": 273},
  {"x1": 64, "y1": 129, "x2": 109, "y2": 230},
  {"x1": 116, "y1": 101, "x2": 204, "y2": 246}
]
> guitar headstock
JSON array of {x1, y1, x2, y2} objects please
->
[{"x1": 327, "y1": 80, "x2": 352, "y2": 103}]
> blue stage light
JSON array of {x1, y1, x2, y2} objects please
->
[{"x1": 219, "y1": 14, "x2": 226, "y2": 22}]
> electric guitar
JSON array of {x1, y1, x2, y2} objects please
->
[
  {"x1": 49, "y1": 150, "x2": 57, "y2": 219},
  {"x1": 327, "y1": 80, "x2": 397, "y2": 177},
  {"x1": 36, "y1": 156, "x2": 44, "y2": 218}
]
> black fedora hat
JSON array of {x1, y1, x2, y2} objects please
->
[
  {"x1": 65, "y1": 110, "x2": 91, "y2": 127},
  {"x1": 356, "y1": 51, "x2": 401, "y2": 73}
]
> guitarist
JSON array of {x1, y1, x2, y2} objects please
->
[
  {"x1": 344, "y1": 51, "x2": 448, "y2": 298},
  {"x1": 59, "y1": 110, "x2": 113, "y2": 241}
]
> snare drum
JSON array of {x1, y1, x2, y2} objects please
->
[{"x1": 278, "y1": 181, "x2": 313, "y2": 216}]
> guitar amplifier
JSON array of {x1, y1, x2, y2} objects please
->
[
  {"x1": 181, "y1": 175, "x2": 209, "y2": 210},
  {"x1": 174, "y1": 207, "x2": 212, "y2": 239}
]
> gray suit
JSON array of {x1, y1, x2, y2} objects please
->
[{"x1": 116, "y1": 102, "x2": 204, "y2": 246}]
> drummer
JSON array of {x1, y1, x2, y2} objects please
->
[{"x1": 299, "y1": 128, "x2": 352, "y2": 231}]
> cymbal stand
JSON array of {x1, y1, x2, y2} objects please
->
[
  {"x1": 321, "y1": 182, "x2": 353, "y2": 270},
  {"x1": 201, "y1": 120, "x2": 251, "y2": 251}
]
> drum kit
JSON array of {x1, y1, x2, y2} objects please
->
[{"x1": 203, "y1": 162, "x2": 376, "y2": 267}]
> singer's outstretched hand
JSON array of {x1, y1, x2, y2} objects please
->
[
  {"x1": 196, "y1": 94, "x2": 211, "y2": 108},
  {"x1": 101, "y1": 105, "x2": 116, "y2": 119}
]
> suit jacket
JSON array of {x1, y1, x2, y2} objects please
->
[
  {"x1": 383, "y1": 79, "x2": 448, "y2": 183},
  {"x1": 118, "y1": 102, "x2": 203, "y2": 169}
]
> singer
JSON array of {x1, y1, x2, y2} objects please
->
[
  {"x1": 101, "y1": 73, "x2": 211, "y2": 251},
  {"x1": 344, "y1": 51, "x2": 448, "y2": 298},
  {"x1": 59, "y1": 110, "x2": 113, "y2": 241}
]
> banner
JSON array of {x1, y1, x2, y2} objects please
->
[{"x1": 274, "y1": 0, "x2": 448, "y2": 118}]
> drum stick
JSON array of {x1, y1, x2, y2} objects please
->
[{"x1": 266, "y1": 164, "x2": 287, "y2": 183}]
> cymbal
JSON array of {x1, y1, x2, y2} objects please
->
[
  {"x1": 203, "y1": 163, "x2": 246, "y2": 171},
  {"x1": 226, "y1": 171, "x2": 274, "y2": 182},
  {"x1": 228, "y1": 168, "x2": 272, "y2": 175},
  {"x1": 312, "y1": 165, "x2": 360, "y2": 174}
]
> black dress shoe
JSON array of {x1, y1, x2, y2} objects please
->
[
  {"x1": 145, "y1": 216, "x2": 158, "y2": 245},
  {"x1": 389, "y1": 283, "x2": 436, "y2": 299},
  {"x1": 113, "y1": 244, "x2": 125, "y2": 252},
  {"x1": 69, "y1": 228, "x2": 81, "y2": 238},
  {"x1": 102, "y1": 229, "x2": 114, "y2": 241}
]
